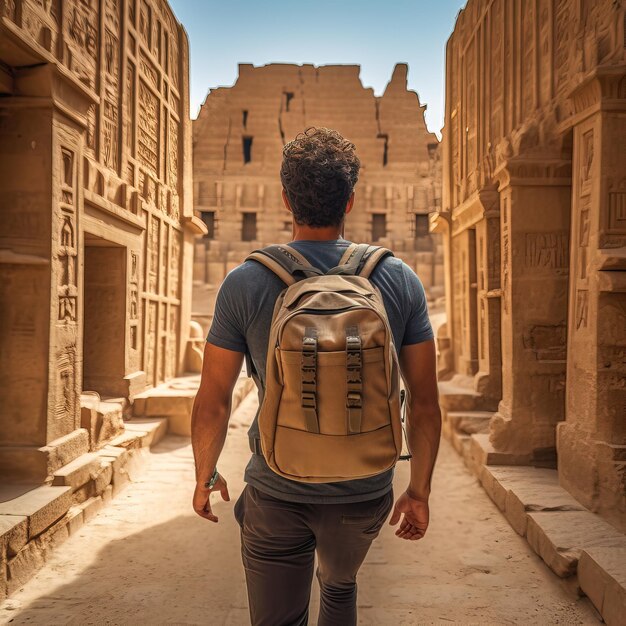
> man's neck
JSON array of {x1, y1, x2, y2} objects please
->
[{"x1": 291, "y1": 223, "x2": 344, "y2": 242}]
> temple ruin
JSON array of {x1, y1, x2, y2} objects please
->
[
  {"x1": 0, "y1": 0, "x2": 205, "y2": 483},
  {"x1": 434, "y1": 0, "x2": 626, "y2": 532},
  {"x1": 192, "y1": 63, "x2": 443, "y2": 328}
]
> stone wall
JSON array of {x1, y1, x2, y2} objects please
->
[
  {"x1": 0, "y1": 0, "x2": 204, "y2": 481},
  {"x1": 192, "y1": 62, "x2": 443, "y2": 330},
  {"x1": 434, "y1": 0, "x2": 625, "y2": 531}
]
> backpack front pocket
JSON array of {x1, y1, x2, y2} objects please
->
[{"x1": 276, "y1": 347, "x2": 390, "y2": 435}]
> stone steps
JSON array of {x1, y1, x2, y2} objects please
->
[{"x1": 0, "y1": 375, "x2": 255, "y2": 600}]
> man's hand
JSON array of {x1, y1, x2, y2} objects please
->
[
  {"x1": 192, "y1": 473, "x2": 230, "y2": 523},
  {"x1": 389, "y1": 490, "x2": 429, "y2": 540}
]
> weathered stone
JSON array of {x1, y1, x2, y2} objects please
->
[
  {"x1": 80, "y1": 397, "x2": 125, "y2": 451},
  {"x1": 447, "y1": 411, "x2": 493, "y2": 435},
  {"x1": 80, "y1": 497, "x2": 104, "y2": 524},
  {"x1": 52, "y1": 453, "x2": 101, "y2": 491},
  {"x1": 0, "y1": 486, "x2": 72, "y2": 539},
  {"x1": 0, "y1": 516, "x2": 28, "y2": 557},
  {"x1": 578, "y1": 547, "x2": 626, "y2": 626},
  {"x1": 469, "y1": 435, "x2": 533, "y2": 469},
  {"x1": 108, "y1": 430, "x2": 147, "y2": 450},
  {"x1": 526, "y1": 511, "x2": 626, "y2": 578},
  {"x1": 92, "y1": 462, "x2": 114, "y2": 496},
  {"x1": 65, "y1": 506, "x2": 84, "y2": 536},
  {"x1": 123, "y1": 417, "x2": 168, "y2": 447},
  {"x1": 6, "y1": 540, "x2": 45, "y2": 595}
]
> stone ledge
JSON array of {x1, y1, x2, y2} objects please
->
[
  {"x1": 0, "y1": 486, "x2": 72, "y2": 540},
  {"x1": 51, "y1": 453, "x2": 101, "y2": 491},
  {"x1": 526, "y1": 511, "x2": 626, "y2": 578},
  {"x1": 578, "y1": 547, "x2": 626, "y2": 626}
]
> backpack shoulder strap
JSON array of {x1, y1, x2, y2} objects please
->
[
  {"x1": 326, "y1": 243, "x2": 370, "y2": 276},
  {"x1": 245, "y1": 244, "x2": 323, "y2": 286},
  {"x1": 357, "y1": 246, "x2": 394, "y2": 278}
]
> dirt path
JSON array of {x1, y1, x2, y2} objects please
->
[{"x1": 1, "y1": 392, "x2": 599, "y2": 625}]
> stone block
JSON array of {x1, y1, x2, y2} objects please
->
[
  {"x1": 489, "y1": 467, "x2": 585, "y2": 536},
  {"x1": 39, "y1": 429, "x2": 90, "y2": 475},
  {"x1": 526, "y1": 511, "x2": 626, "y2": 578},
  {"x1": 52, "y1": 453, "x2": 101, "y2": 491},
  {"x1": 107, "y1": 430, "x2": 147, "y2": 450},
  {"x1": 0, "y1": 516, "x2": 28, "y2": 557},
  {"x1": 469, "y1": 434, "x2": 533, "y2": 468},
  {"x1": 123, "y1": 417, "x2": 168, "y2": 447},
  {"x1": 0, "y1": 485, "x2": 72, "y2": 539},
  {"x1": 65, "y1": 506, "x2": 84, "y2": 535},
  {"x1": 578, "y1": 547, "x2": 626, "y2": 626},
  {"x1": 447, "y1": 411, "x2": 493, "y2": 435},
  {"x1": 101, "y1": 484, "x2": 113, "y2": 505},
  {"x1": 80, "y1": 496, "x2": 104, "y2": 524},
  {"x1": 92, "y1": 461, "x2": 114, "y2": 495},
  {"x1": 6, "y1": 539, "x2": 44, "y2": 595}
]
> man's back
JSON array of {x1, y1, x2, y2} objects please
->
[{"x1": 207, "y1": 236, "x2": 433, "y2": 503}]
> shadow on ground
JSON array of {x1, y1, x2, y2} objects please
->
[{"x1": 8, "y1": 511, "x2": 249, "y2": 625}]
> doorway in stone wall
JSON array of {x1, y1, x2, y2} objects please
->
[{"x1": 83, "y1": 234, "x2": 127, "y2": 398}]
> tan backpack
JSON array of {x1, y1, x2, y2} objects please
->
[{"x1": 245, "y1": 242, "x2": 408, "y2": 483}]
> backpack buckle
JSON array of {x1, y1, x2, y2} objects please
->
[{"x1": 346, "y1": 391, "x2": 362, "y2": 408}]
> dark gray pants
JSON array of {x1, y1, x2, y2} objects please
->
[{"x1": 234, "y1": 484, "x2": 394, "y2": 626}]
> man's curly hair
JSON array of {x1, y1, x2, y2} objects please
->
[{"x1": 280, "y1": 127, "x2": 360, "y2": 227}]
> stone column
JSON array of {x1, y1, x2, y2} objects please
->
[
  {"x1": 0, "y1": 65, "x2": 93, "y2": 480},
  {"x1": 557, "y1": 67, "x2": 626, "y2": 531},
  {"x1": 474, "y1": 201, "x2": 502, "y2": 403},
  {"x1": 489, "y1": 156, "x2": 572, "y2": 465}
]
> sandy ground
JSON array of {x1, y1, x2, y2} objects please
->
[{"x1": 0, "y1": 391, "x2": 600, "y2": 626}]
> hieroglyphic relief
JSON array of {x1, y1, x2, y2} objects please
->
[
  {"x1": 65, "y1": 0, "x2": 98, "y2": 89},
  {"x1": 524, "y1": 232, "x2": 569, "y2": 270},
  {"x1": 58, "y1": 148, "x2": 77, "y2": 323},
  {"x1": 138, "y1": 81, "x2": 159, "y2": 174}
]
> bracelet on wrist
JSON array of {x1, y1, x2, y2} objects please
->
[{"x1": 204, "y1": 467, "x2": 219, "y2": 489}]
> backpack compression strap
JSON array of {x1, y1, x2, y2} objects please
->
[{"x1": 245, "y1": 244, "x2": 323, "y2": 286}]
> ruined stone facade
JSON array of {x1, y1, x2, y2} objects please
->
[
  {"x1": 434, "y1": 0, "x2": 625, "y2": 530},
  {"x1": 0, "y1": 0, "x2": 204, "y2": 481},
  {"x1": 192, "y1": 63, "x2": 443, "y2": 327}
]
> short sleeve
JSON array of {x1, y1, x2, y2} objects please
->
[
  {"x1": 401, "y1": 264, "x2": 434, "y2": 346},
  {"x1": 206, "y1": 268, "x2": 248, "y2": 353}
]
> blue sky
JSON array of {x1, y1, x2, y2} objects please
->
[{"x1": 169, "y1": 0, "x2": 466, "y2": 137}]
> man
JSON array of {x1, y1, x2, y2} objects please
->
[{"x1": 191, "y1": 127, "x2": 442, "y2": 626}]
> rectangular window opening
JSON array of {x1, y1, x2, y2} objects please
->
[
  {"x1": 372, "y1": 213, "x2": 387, "y2": 242},
  {"x1": 377, "y1": 134, "x2": 389, "y2": 167},
  {"x1": 414, "y1": 213, "x2": 429, "y2": 238},
  {"x1": 243, "y1": 136, "x2": 253, "y2": 164},
  {"x1": 242, "y1": 110, "x2": 248, "y2": 129},
  {"x1": 242, "y1": 212, "x2": 257, "y2": 242},
  {"x1": 201, "y1": 211, "x2": 215, "y2": 239},
  {"x1": 284, "y1": 91, "x2": 294, "y2": 112}
]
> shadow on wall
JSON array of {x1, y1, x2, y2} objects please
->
[{"x1": 9, "y1": 512, "x2": 248, "y2": 624}]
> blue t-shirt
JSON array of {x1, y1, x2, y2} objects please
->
[{"x1": 207, "y1": 236, "x2": 434, "y2": 503}]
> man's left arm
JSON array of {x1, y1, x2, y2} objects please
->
[{"x1": 191, "y1": 341, "x2": 244, "y2": 522}]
